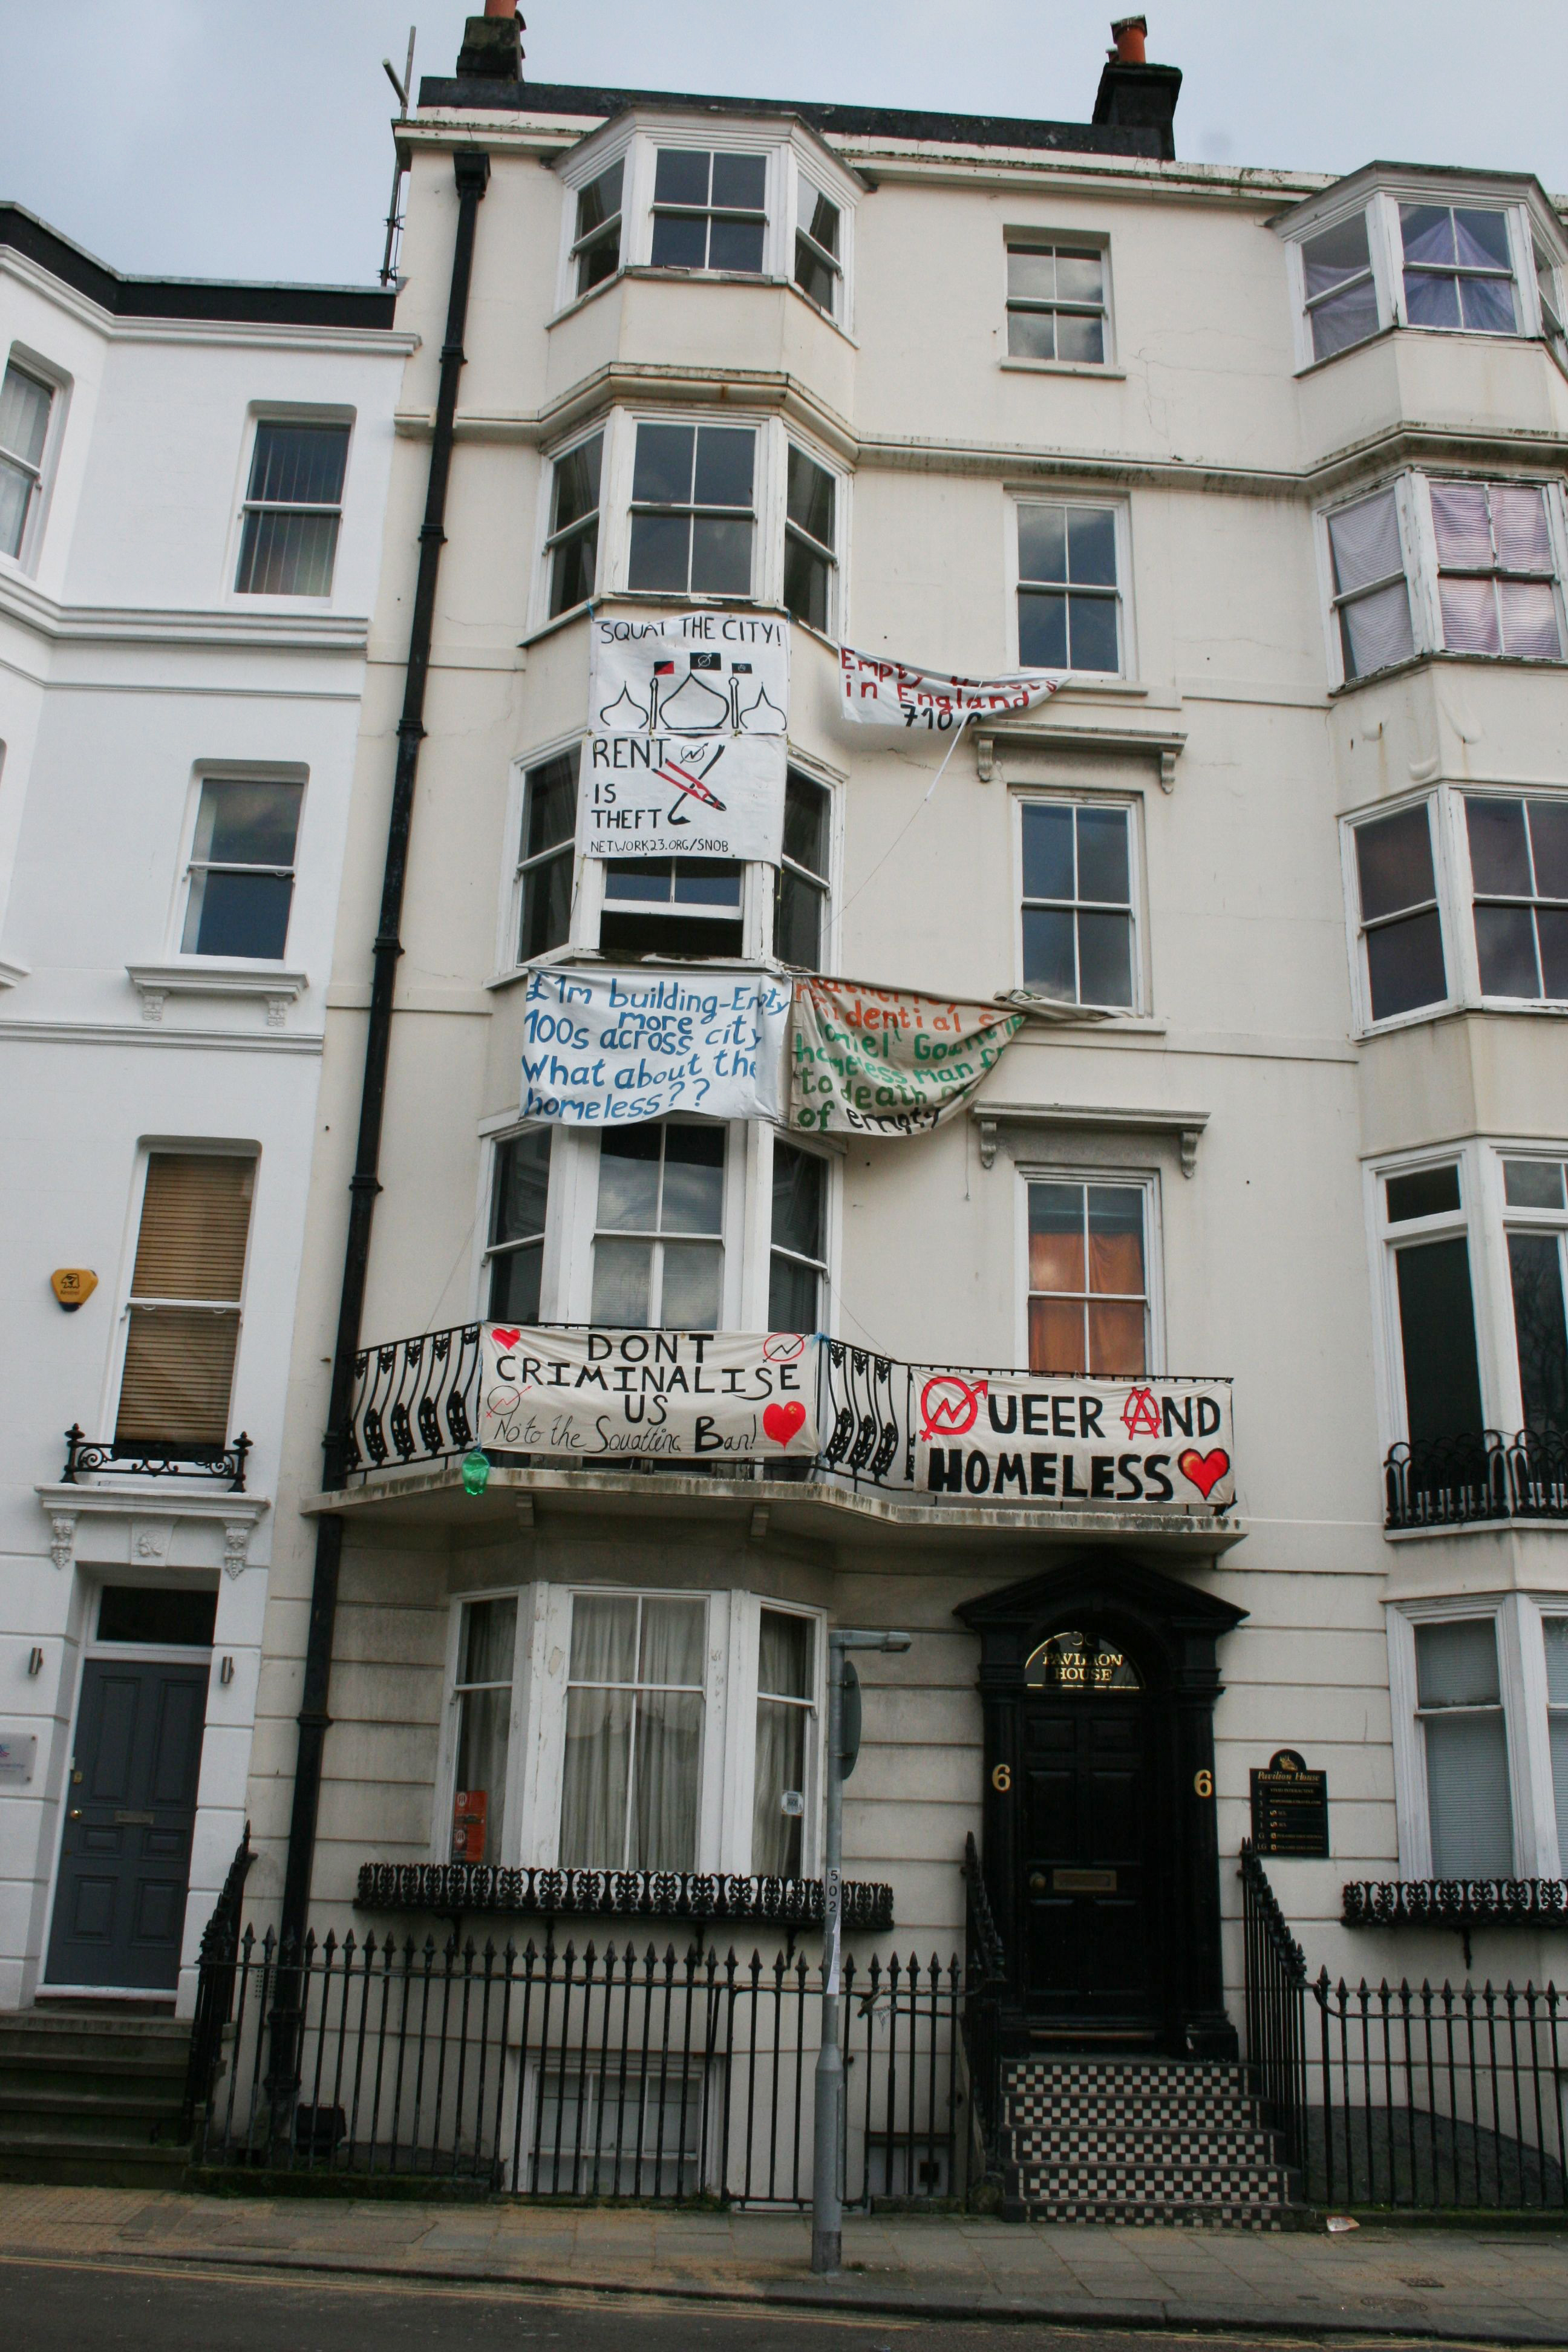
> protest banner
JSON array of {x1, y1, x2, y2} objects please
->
[
  {"x1": 519, "y1": 965, "x2": 790, "y2": 1125},
  {"x1": 913, "y1": 1370, "x2": 1235, "y2": 1509},
  {"x1": 839, "y1": 644, "x2": 1063, "y2": 728},
  {"x1": 477, "y1": 1326, "x2": 819, "y2": 1462},
  {"x1": 789, "y1": 977, "x2": 1024, "y2": 1137},
  {"x1": 583, "y1": 608, "x2": 789, "y2": 863}
]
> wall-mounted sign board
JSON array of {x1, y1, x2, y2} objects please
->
[
  {"x1": 0, "y1": 1736, "x2": 37, "y2": 1786},
  {"x1": 1249, "y1": 1748, "x2": 1329, "y2": 1858}
]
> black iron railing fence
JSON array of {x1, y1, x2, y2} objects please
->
[
  {"x1": 191, "y1": 1925, "x2": 964, "y2": 2205},
  {"x1": 959, "y1": 1832, "x2": 1007, "y2": 2192},
  {"x1": 355, "y1": 1861, "x2": 894, "y2": 1931},
  {"x1": 1241, "y1": 1847, "x2": 1568, "y2": 2209},
  {"x1": 61, "y1": 1423, "x2": 252, "y2": 1491},
  {"x1": 1383, "y1": 1429, "x2": 1568, "y2": 1529}
]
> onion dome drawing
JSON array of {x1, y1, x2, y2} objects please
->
[
  {"x1": 657, "y1": 671, "x2": 730, "y2": 731},
  {"x1": 597, "y1": 682, "x2": 650, "y2": 731},
  {"x1": 737, "y1": 682, "x2": 786, "y2": 734}
]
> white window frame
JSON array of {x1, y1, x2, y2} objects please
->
[
  {"x1": 472, "y1": 1583, "x2": 829, "y2": 1877},
  {"x1": 1451, "y1": 783, "x2": 1568, "y2": 1011},
  {"x1": 1364, "y1": 1141, "x2": 1515, "y2": 1463},
  {"x1": 548, "y1": 1119, "x2": 746, "y2": 1331},
  {"x1": 1000, "y1": 229, "x2": 1115, "y2": 373},
  {"x1": 224, "y1": 405, "x2": 355, "y2": 607},
  {"x1": 0, "y1": 342, "x2": 70, "y2": 575},
  {"x1": 1318, "y1": 472, "x2": 1568, "y2": 691},
  {"x1": 773, "y1": 758, "x2": 840, "y2": 976},
  {"x1": 782, "y1": 434, "x2": 844, "y2": 642},
  {"x1": 765, "y1": 1129, "x2": 837, "y2": 1339},
  {"x1": 500, "y1": 733, "x2": 586, "y2": 974},
  {"x1": 1011, "y1": 786, "x2": 1146, "y2": 1014},
  {"x1": 1284, "y1": 185, "x2": 1565, "y2": 373},
  {"x1": 1339, "y1": 786, "x2": 1460, "y2": 1035},
  {"x1": 1012, "y1": 1161, "x2": 1165, "y2": 1379},
  {"x1": 1479, "y1": 1139, "x2": 1568, "y2": 1438},
  {"x1": 1007, "y1": 491, "x2": 1133, "y2": 680},
  {"x1": 99, "y1": 1139, "x2": 261, "y2": 1449},
  {"x1": 165, "y1": 763, "x2": 309, "y2": 965},
  {"x1": 533, "y1": 423, "x2": 607, "y2": 628},
  {"x1": 481, "y1": 1122, "x2": 557, "y2": 1325}
]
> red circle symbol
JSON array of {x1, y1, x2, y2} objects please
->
[
  {"x1": 763, "y1": 1331, "x2": 807, "y2": 1362},
  {"x1": 920, "y1": 1374, "x2": 987, "y2": 1440}
]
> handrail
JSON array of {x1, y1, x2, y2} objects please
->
[
  {"x1": 182, "y1": 1824, "x2": 255, "y2": 2134},
  {"x1": 1239, "y1": 1839, "x2": 1307, "y2": 2174}
]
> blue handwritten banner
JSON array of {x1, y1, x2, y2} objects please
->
[{"x1": 519, "y1": 966, "x2": 790, "y2": 1125}]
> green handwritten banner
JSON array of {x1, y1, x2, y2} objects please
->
[{"x1": 789, "y1": 978, "x2": 1024, "y2": 1137}]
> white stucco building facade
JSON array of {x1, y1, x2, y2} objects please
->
[{"x1": 0, "y1": 205, "x2": 411, "y2": 2009}]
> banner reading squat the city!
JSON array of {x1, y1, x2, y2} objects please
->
[
  {"x1": 839, "y1": 644, "x2": 1065, "y2": 728},
  {"x1": 912, "y1": 1370, "x2": 1235, "y2": 1510},
  {"x1": 789, "y1": 976, "x2": 1025, "y2": 1137},
  {"x1": 520, "y1": 965, "x2": 791, "y2": 1125},
  {"x1": 477, "y1": 1326, "x2": 819, "y2": 1462},
  {"x1": 581, "y1": 609, "x2": 789, "y2": 864}
]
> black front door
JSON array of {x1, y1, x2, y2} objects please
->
[
  {"x1": 1021, "y1": 1628, "x2": 1157, "y2": 2039},
  {"x1": 47, "y1": 1656, "x2": 207, "y2": 1990}
]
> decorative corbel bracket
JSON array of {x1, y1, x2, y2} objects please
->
[
  {"x1": 978, "y1": 1116, "x2": 999, "y2": 1172},
  {"x1": 975, "y1": 734, "x2": 996, "y2": 783},
  {"x1": 48, "y1": 1512, "x2": 76, "y2": 1572}
]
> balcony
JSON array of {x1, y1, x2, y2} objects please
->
[
  {"x1": 319, "y1": 1325, "x2": 1246, "y2": 1557},
  {"x1": 1383, "y1": 1430, "x2": 1568, "y2": 1532},
  {"x1": 60, "y1": 1422, "x2": 252, "y2": 1491}
]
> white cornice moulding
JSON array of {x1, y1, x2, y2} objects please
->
[
  {"x1": 972, "y1": 1101, "x2": 1210, "y2": 1178},
  {"x1": 127, "y1": 963, "x2": 309, "y2": 1027},
  {"x1": 0, "y1": 958, "x2": 28, "y2": 988},
  {"x1": 34, "y1": 1486, "x2": 269, "y2": 1576},
  {"x1": 0, "y1": 569, "x2": 370, "y2": 652},
  {"x1": 0, "y1": 1014, "x2": 322, "y2": 1056}
]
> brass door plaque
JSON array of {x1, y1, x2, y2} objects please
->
[{"x1": 1053, "y1": 1867, "x2": 1117, "y2": 1893}]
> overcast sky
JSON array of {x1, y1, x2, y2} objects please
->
[{"x1": 3, "y1": 2, "x2": 1566, "y2": 287}]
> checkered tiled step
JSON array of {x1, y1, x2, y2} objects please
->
[{"x1": 998, "y1": 2056, "x2": 1299, "y2": 2227}]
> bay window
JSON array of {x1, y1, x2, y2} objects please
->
[
  {"x1": 628, "y1": 421, "x2": 755, "y2": 597},
  {"x1": 650, "y1": 150, "x2": 766, "y2": 274},
  {"x1": 1430, "y1": 481, "x2": 1562, "y2": 659},
  {"x1": 1399, "y1": 203, "x2": 1517, "y2": 334},
  {"x1": 1466, "y1": 795, "x2": 1568, "y2": 1001},
  {"x1": 590, "y1": 1120, "x2": 725, "y2": 1328},
  {"x1": 561, "y1": 1593, "x2": 705, "y2": 1872},
  {"x1": 1394, "y1": 1598, "x2": 1568, "y2": 1880}
]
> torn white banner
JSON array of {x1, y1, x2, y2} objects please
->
[{"x1": 838, "y1": 645, "x2": 1065, "y2": 728}]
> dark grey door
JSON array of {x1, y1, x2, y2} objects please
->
[{"x1": 46, "y1": 1658, "x2": 207, "y2": 1990}]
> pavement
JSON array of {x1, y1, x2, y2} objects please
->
[{"x1": 0, "y1": 2184, "x2": 1566, "y2": 2342}]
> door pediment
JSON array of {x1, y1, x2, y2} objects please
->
[{"x1": 956, "y1": 1551, "x2": 1244, "y2": 1692}]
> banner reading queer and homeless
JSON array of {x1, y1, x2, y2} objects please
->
[
  {"x1": 913, "y1": 1370, "x2": 1235, "y2": 1509},
  {"x1": 583, "y1": 608, "x2": 788, "y2": 864},
  {"x1": 840, "y1": 645, "x2": 1063, "y2": 728},
  {"x1": 789, "y1": 977, "x2": 1024, "y2": 1137},
  {"x1": 478, "y1": 1327, "x2": 819, "y2": 1462},
  {"x1": 520, "y1": 965, "x2": 791, "y2": 1125}
]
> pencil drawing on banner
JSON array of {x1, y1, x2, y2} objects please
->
[
  {"x1": 518, "y1": 965, "x2": 789, "y2": 1125},
  {"x1": 790, "y1": 976, "x2": 1025, "y2": 1135},
  {"x1": 477, "y1": 1327, "x2": 820, "y2": 1460},
  {"x1": 914, "y1": 1371, "x2": 1235, "y2": 1508},
  {"x1": 582, "y1": 608, "x2": 789, "y2": 863},
  {"x1": 839, "y1": 644, "x2": 1065, "y2": 727}
]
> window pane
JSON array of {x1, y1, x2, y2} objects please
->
[
  {"x1": 772, "y1": 1141, "x2": 825, "y2": 1263},
  {"x1": 0, "y1": 364, "x2": 50, "y2": 468},
  {"x1": 453, "y1": 1686, "x2": 510, "y2": 1861},
  {"x1": 550, "y1": 523, "x2": 596, "y2": 616},
  {"x1": 633, "y1": 423, "x2": 694, "y2": 506},
  {"x1": 489, "y1": 1239, "x2": 543, "y2": 1324},
  {"x1": 629, "y1": 512, "x2": 690, "y2": 592},
  {"x1": 524, "y1": 753, "x2": 577, "y2": 860},
  {"x1": 1529, "y1": 800, "x2": 1568, "y2": 897},
  {"x1": 580, "y1": 232, "x2": 619, "y2": 295},
  {"x1": 552, "y1": 435, "x2": 603, "y2": 536},
  {"x1": 1021, "y1": 803, "x2": 1074, "y2": 901},
  {"x1": 1465, "y1": 796, "x2": 1530, "y2": 895},
  {"x1": 640, "y1": 1595, "x2": 704, "y2": 1685},
  {"x1": 653, "y1": 149, "x2": 708, "y2": 206},
  {"x1": 597, "y1": 1127, "x2": 662, "y2": 1230},
  {"x1": 660, "y1": 1124, "x2": 725, "y2": 1234},
  {"x1": 571, "y1": 1592, "x2": 639, "y2": 1682},
  {"x1": 805, "y1": 189, "x2": 839, "y2": 256},
  {"x1": 1553, "y1": 1713, "x2": 1568, "y2": 1866},
  {"x1": 463, "y1": 1595, "x2": 517, "y2": 1686},
  {"x1": 116, "y1": 1307, "x2": 240, "y2": 1446},
  {"x1": 1504, "y1": 1159, "x2": 1566, "y2": 1209},
  {"x1": 1400, "y1": 203, "x2": 1457, "y2": 263},
  {"x1": 630, "y1": 1690, "x2": 701, "y2": 1870},
  {"x1": 493, "y1": 1128, "x2": 552, "y2": 1246},
  {"x1": 1386, "y1": 1164, "x2": 1461, "y2": 1222},
  {"x1": 690, "y1": 514, "x2": 753, "y2": 593},
  {"x1": 1088, "y1": 1184, "x2": 1144, "y2": 1292},
  {"x1": 1068, "y1": 593, "x2": 1119, "y2": 673},
  {"x1": 1500, "y1": 580, "x2": 1562, "y2": 658},
  {"x1": 754, "y1": 1697, "x2": 806, "y2": 1877},
  {"x1": 1018, "y1": 505, "x2": 1067, "y2": 584},
  {"x1": 183, "y1": 871, "x2": 293, "y2": 959},
  {"x1": 592, "y1": 1237, "x2": 653, "y2": 1324},
  {"x1": 1019, "y1": 590, "x2": 1067, "y2": 668},
  {"x1": 1303, "y1": 212, "x2": 1371, "y2": 296},
  {"x1": 650, "y1": 213, "x2": 707, "y2": 270},
  {"x1": 1357, "y1": 805, "x2": 1437, "y2": 922},
  {"x1": 659, "y1": 1240, "x2": 722, "y2": 1327},
  {"x1": 783, "y1": 534, "x2": 830, "y2": 631},
  {"x1": 246, "y1": 422, "x2": 348, "y2": 508},
  {"x1": 1007, "y1": 249, "x2": 1057, "y2": 299},
  {"x1": 603, "y1": 857, "x2": 675, "y2": 905},
  {"x1": 1340, "y1": 580, "x2": 1415, "y2": 678},
  {"x1": 1088, "y1": 1298, "x2": 1145, "y2": 1376},
  {"x1": 783, "y1": 772, "x2": 829, "y2": 878},
  {"x1": 1454, "y1": 207, "x2": 1512, "y2": 270},
  {"x1": 131, "y1": 1153, "x2": 253, "y2": 1301},
  {"x1": 1396, "y1": 1236, "x2": 1485, "y2": 1446},
  {"x1": 795, "y1": 237, "x2": 836, "y2": 310},
  {"x1": 708, "y1": 217, "x2": 765, "y2": 273},
  {"x1": 194, "y1": 779, "x2": 301, "y2": 869},
  {"x1": 1439, "y1": 577, "x2": 1502, "y2": 655},
  {"x1": 1430, "y1": 480, "x2": 1492, "y2": 567},
  {"x1": 671, "y1": 859, "x2": 743, "y2": 907},
  {"x1": 1328, "y1": 491, "x2": 1405, "y2": 595},
  {"x1": 1056, "y1": 312, "x2": 1105, "y2": 364},
  {"x1": 1067, "y1": 508, "x2": 1117, "y2": 587},
  {"x1": 1077, "y1": 909, "x2": 1134, "y2": 1006},
  {"x1": 693, "y1": 427, "x2": 755, "y2": 509},
  {"x1": 1540, "y1": 907, "x2": 1568, "y2": 996},
  {"x1": 1476, "y1": 901, "x2": 1543, "y2": 995},
  {"x1": 1311, "y1": 277, "x2": 1380, "y2": 360},
  {"x1": 769, "y1": 1250, "x2": 818, "y2": 1332},
  {"x1": 1055, "y1": 249, "x2": 1103, "y2": 303},
  {"x1": 1022, "y1": 908, "x2": 1076, "y2": 996},
  {"x1": 759, "y1": 1609, "x2": 811, "y2": 1699},
  {"x1": 1405, "y1": 269, "x2": 1463, "y2": 329},
  {"x1": 1508, "y1": 1232, "x2": 1568, "y2": 1433},
  {"x1": 1029, "y1": 1296, "x2": 1086, "y2": 1376},
  {"x1": 1461, "y1": 275, "x2": 1519, "y2": 334},
  {"x1": 235, "y1": 508, "x2": 340, "y2": 596},
  {"x1": 775, "y1": 866, "x2": 824, "y2": 969},
  {"x1": 577, "y1": 162, "x2": 622, "y2": 240},
  {"x1": 520, "y1": 847, "x2": 572, "y2": 960},
  {"x1": 1028, "y1": 1183, "x2": 1085, "y2": 1292},
  {"x1": 1492, "y1": 484, "x2": 1553, "y2": 570},
  {"x1": 1425, "y1": 1711, "x2": 1514, "y2": 1877},
  {"x1": 1076, "y1": 806, "x2": 1130, "y2": 903},
  {"x1": 711, "y1": 152, "x2": 765, "y2": 210},
  {"x1": 1417, "y1": 1616, "x2": 1501, "y2": 1707},
  {"x1": 1547, "y1": 1617, "x2": 1568, "y2": 1706},
  {"x1": 561, "y1": 1687, "x2": 633, "y2": 1866},
  {"x1": 0, "y1": 456, "x2": 31, "y2": 558},
  {"x1": 1008, "y1": 309, "x2": 1057, "y2": 360},
  {"x1": 786, "y1": 447, "x2": 834, "y2": 544}
]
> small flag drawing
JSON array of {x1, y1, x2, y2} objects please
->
[
  {"x1": 731, "y1": 661, "x2": 752, "y2": 673},
  {"x1": 653, "y1": 659, "x2": 676, "y2": 676},
  {"x1": 690, "y1": 651, "x2": 722, "y2": 670}
]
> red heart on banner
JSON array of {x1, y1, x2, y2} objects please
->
[
  {"x1": 763, "y1": 1400, "x2": 807, "y2": 1446},
  {"x1": 491, "y1": 1328, "x2": 523, "y2": 1350},
  {"x1": 1177, "y1": 1447, "x2": 1230, "y2": 1500}
]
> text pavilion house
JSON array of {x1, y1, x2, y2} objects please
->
[{"x1": 232, "y1": 11, "x2": 1568, "y2": 2215}]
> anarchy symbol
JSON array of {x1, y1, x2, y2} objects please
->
[{"x1": 1120, "y1": 1385, "x2": 1161, "y2": 1440}]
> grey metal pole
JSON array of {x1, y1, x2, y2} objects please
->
[
  {"x1": 811, "y1": 1644, "x2": 844, "y2": 2274},
  {"x1": 812, "y1": 1628, "x2": 911, "y2": 2276}
]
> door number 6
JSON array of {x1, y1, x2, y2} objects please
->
[
  {"x1": 991, "y1": 1763, "x2": 1012, "y2": 1792},
  {"x1": 1194, "y1": 1769, "x2": 1214, "y2": 1798}
]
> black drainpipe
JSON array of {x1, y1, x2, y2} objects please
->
[{"x1": 273, "y1": 147, "x2": 489, "y2": 2041}]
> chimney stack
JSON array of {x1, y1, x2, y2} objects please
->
[
  {"x1": 456, "y1": 2, "x2": 525, "y2": 80},
  {"x1": 1093, "y1": 15, "x2": 1181, "y2": 161}
]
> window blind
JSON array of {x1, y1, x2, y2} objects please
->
[{"x1": 116, "y1": 1153, "x2": 254, "y2": 1446}]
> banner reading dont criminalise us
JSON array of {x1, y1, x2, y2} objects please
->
[
  {"x1": 477, "y1": 1327, "x2": 820, "y2": 1461},
  {"x1": 789, "y1": 977, "x2": 1025, "y2": 1137},
  {"x1": 583, "y1": 609, "x2": 789, "y2": 864},
  {"x1": 520, "y1": 965, "x2": 790, "y2": 1125},
  {"x1": 839, "y1": 644, "x2": 1065, "y2": 728},
  {"x1": 913, "y1": 1371, "x2": 1235, "y2": 1509}
]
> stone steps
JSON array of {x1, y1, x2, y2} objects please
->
[{"x1": 0, "y1": 2011, "x2": 192, "y2": 2187}]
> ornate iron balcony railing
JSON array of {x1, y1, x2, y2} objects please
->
[
  {"x1": 355, "y1": 1860, "x2": 894, "y2": 1930},
  {"x1": 1383, "y1": 1429, "x2": 1568, "y2": 1530},
  {"x1": 60, "y1": 1423, "x2": 252, "y2": 1492}
]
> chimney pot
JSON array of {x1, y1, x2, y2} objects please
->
[
  {"x1": 483, "y1": 0, "x2": 516, "y2": 15},
  {"x1": 1109, "y1": 14, "x2": 1148, "y2": 63}
]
